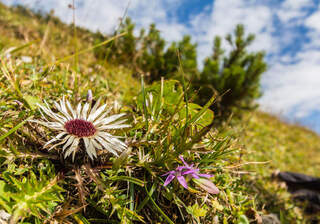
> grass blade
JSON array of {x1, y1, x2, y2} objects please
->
[
  {"x1": 144, "y1": 182, "x2": 174, "y2": 224},
  {"x1": 47, "y1": 32, "x2": 126, "y2": 68},
  {"x1": 0, "y1": 117, "x2": 31, "y2": 142},
  {"x1": 108, "y1": 176, "x2": 145, "y2": 187},
  {"x1": 140, "y1": 75, "x2": 149, "y2": 128},
  {"x1": 136, "y1": 181, "x2": 156, "y2": 212},
  {"x1": 2, "y1": 40, "x2": 39, "y2": 56},
  {"x1": 177, "y1": 50, "x2": 189, "y2": 124}
]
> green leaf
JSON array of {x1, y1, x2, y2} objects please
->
[
  {"x1": 108, "y1": 176, "x2": 144, "y2": 187},
  {"x1": 24, "y1": 95, "x2": 41, "y2": 110},
  {"x1": 73, "y1": 213, "x2": 91, "y2": 224},
  {"x1": 211, "y1": 200, "x2": 224, "y2": 211},
  {"x1": 186, "y1": 203, "x2": 208, "y2": 218},
  {"x1": 137, "y1": 80, "x2": 183, "y2": 116},
  {"x1": 112, "y1": 148, "x2": 131, "y2": 170},
  {"x1": 237, "y1": 215, "x2": 249, "y2": 224},
  {"x1": 179, "y1": 103, "x2": 214, "y2": 127},
  {"x1": 0, "y1": 181, "x2": 12, "y2": 212},
  {"x1": 187, "y1": 94, "x2": 216, "y2": 126},
  {"x1": 0, "y1": 168, "x2": 63, "y2": 223}
]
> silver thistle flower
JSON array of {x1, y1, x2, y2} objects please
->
[{"x1": 31, "y1": 96, "x2": 130, "y2": 161}]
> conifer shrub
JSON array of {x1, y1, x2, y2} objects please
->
[
  {"x1": 93, "y1": 18, "x2": 198, "y2": 83},
  {"x1": 94, "y1": 21, "x2": 267, "y2": 120},
  {"x1": 195, "y1": 25, "x2": 267, "y2": 118}
]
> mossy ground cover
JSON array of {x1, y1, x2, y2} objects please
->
[{"x1": 0, "y1": 3, "x2": 320, "y2": 223}]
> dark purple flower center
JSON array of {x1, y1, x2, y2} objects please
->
[{"x1": 65, "y1": 119, "x2": 96, "y2": 137}]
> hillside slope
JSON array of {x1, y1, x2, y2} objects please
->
[
  {"x1": 233, "y1": 111, "x2": 320, "y2": 222},
  {"x1": 0, "y1": 3, "x2": 140, "y2": 103},
  {"x1": 239, "y1": 111, "x2": 320, "y2": 176},
  {"x1": 1, "y1": 3, "x2": 320, "y2": 223}
]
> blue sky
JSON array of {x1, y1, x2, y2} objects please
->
[{"x1": 2, "y1": 0, "x2": 320, "y2": 133}]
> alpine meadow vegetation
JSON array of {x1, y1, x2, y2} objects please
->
[{"x1": 0, "y1": 3, "x2": 320, "y2": 224}]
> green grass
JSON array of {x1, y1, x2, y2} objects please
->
[
  {"x1": 238, "y1": 111, "x2": 320, "y2": 176},
  {"x1": 0, "y1": 3, "x2": 320, "y2": 223},
  {"x1": 228, "y1": 111, "x2": 320, "y2": 222}
]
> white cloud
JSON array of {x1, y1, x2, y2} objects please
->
[
  {"x1": 283, "y1": 0, "x2": 313, "y2": 9},
  {"x1": 1, "y1": 0, "x2": 187, "y2": 41},
  {"x1": 127, "y1": 0, "x2": 187, "y2": 42},
  {"x1": 260, "y1": 50, "x2": 320, "y2": 118},
  {"x1": 305, "y1": 6, "x2": 320, "y2": 31},
  {"x1": 190, "y1": 0, "x2": 275, "y2": 65},
  {"x1": 259, "y1": 4, "x2": 320, "y2": 122},
  {"x1": 277, "y1": 0, "x2": 314, "y2": 23},
  {"x1": 1, "y1": 0, "x2": 128, "y2": 33}
]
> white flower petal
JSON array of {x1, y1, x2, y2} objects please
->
[
  {"x1": 89, "y1": 98, "x2": 101, "y2": 115},
  {"x1": 86, "y1": 139, "x2": 96, "y2": 160},
  {"x1": 30, "y1": 120, "x2": 64, "y2": 131},
  {"x1": 54, "y1": 102, "x2": 71, "y2": 121},
  {"x1": 93, "y1": 113, "x2": 126, "y2": 126},
  {"x1": 98, "y1": 107, "x2": 112, "y2": 119},
  {"x1": 99, "y1": 134, "x2": 126, "y2": 152},
  {"x1": 63, "y1": 135, "x2": 75, "y2": 152},
  {"x1": 48, "y1": 135, "x2": 71, "y2": 151},
  {"x1": 43, "y1": 132, "x2": 67, "y2": 147},
  {"x1": 91, "y1": 138, "x2": 102, "y2": 151},
  {"x1": 98, "y1": 132, "x2": 127, "y2": 151},
  {"x1": 76, "y1": 102, "x2": 82, "y2": 119},
  {"x1": 81, "y1": 103, "x2": 90, "y2": 120},
  {"x1": 92, "y1": 108, "x2": 113, "y2": 126},
  {"x1": 38, "y1": 107, "x2": 49, "y2": 122},
  {"x1": 98, "y1": 124, "x2": 131, "y2": 130},
  {"x1": 64, "y1": 138, "x2": 79, "y2": 159},
  {"x1": 83, "y1": 137, "x2": 90, "y2": 149},
  {"x1": 38, "y1": 104, "x2": 65, "y2": 124},
  {"x1": 97, "y1": 131, "x2": 124, "y2": 139},
  {"x1": 94, "y1": 135, "x2": 118, "y2": 156},
  {"x1": 44, "y1": 100, "x2": 68, "y2": 122},
  {"x1": 83, "y1": 138, "x2": 96, "y2": 160},
  {"x1": 59, "y1": 98, "x2": 73, "y2": 120},
  {"x1": 66, "y1": 100, "x2": 76, "y2": 119},
  {"x1": 88, "y1": 104, "x2": 107, "y2": 122},
  {"x1": 98, "y1": 119, "x2": 131, "y2": 130}
]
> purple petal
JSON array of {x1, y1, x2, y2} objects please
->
[
  {"x1": 177, "y1": 175, "x2": 188, "y2": 189},
  {"x1": 198, "y1": 173, "x2": 214, "y2": 178},
  {"x1": 176, "y1": 166, "x2": 190, "y2": 171},
  {"x1": 179, "y1": 155, "x2": 190, "y2": 167},
  {"x1": 163, "y1": 174, "x2": 175, "y2": 186},
  {"x1": 191, "y1": 173, "x2": 200, "y2": 179},
  {"x1": 181, "y1": 169, "x2": 197, "y2": 175},
  {"x1": 162, "y1": 171, "x2": 176, "y2": 176}
]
